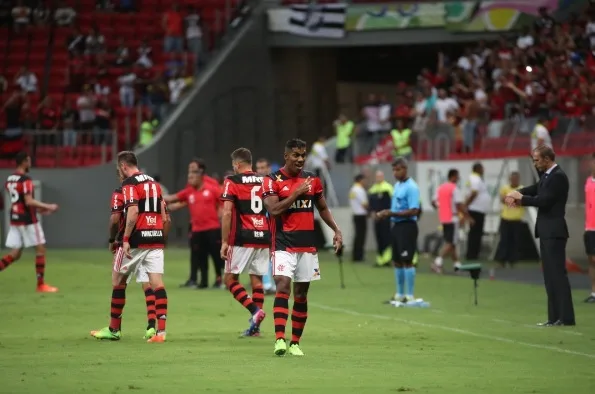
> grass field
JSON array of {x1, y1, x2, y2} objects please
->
[{"x1": 2, "y1": 248, "x2": 595, "y2": 394}]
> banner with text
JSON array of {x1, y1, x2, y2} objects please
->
[{"x1": 267, "y1": 0, "x2": 584, "y2": 33}]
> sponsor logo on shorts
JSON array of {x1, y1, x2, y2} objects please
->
[{"x1": 313, "y1": 268, "x2": 320, "y2": 277}]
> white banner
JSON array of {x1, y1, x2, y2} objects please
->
[
  {"x1": 267, "y1": 4, "x2": 347, "y2": 38},
  {"x1": 416, "y1": 159, "x2": 518, "y2": 214}
]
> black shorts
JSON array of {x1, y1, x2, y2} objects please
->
[
  {"x1": 442, "y1": 223, "x2": 457, "y2": 244},
  {"x1": 584, "y1": 231, "x2": 595, "y2": 256},
  {"x1": 391, "y1": 221, "x2": 418, "y2": 263}
]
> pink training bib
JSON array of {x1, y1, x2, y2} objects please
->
[
  {"x1": 437, "y1": 182, "x2": 457, "y2": 224},
  {"x1": 586, "y1": 178, "x2": 595, "y2": 230}
]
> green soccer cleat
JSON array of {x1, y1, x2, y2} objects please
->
[
  {"x1": 92, "y1": 327, "x2": 121, "y2": 340},
  {"x1": 288, "y1": 343, "x2": 304, "y2": 356},
  {"x1": 274, "y1": 338, "x2": 287, "y2": 356},
  {"x1": 144, "y1": 327, "x2": 156, "y2": 340}
]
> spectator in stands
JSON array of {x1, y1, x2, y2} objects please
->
[
  {"x1": 517, "y1": 26, "x2": 535, "y2": 50},
  {"x1": 36, "y1": 96, "x2": 59, "y2": 145},
  {"x1": 531, "y1": 116, "x2": 552, "y2": 151},
  {"x1": 2, "y1": 91, "x2": 28, "y2": 139},
  {"x1": 67, "y1": 51, "x2": 86, "y2": 92},
  {"x1": 136, "y1": 39, "x2": 153, "y2": 68},
  {"x1": 77, "y1": 85, "x2": 96, "y2": 136},
  {"x1": 11, "y1": 0, "x2": 30, "y2": 32},
  {"x1": 185, "y1": 6, "x2": 204, "y2": 73},
  {"x1": 163, "y1": 3, "x2": 183, "y2": 53},
  {"x1": 85, "y1": 26, "x2": 106, "y2": 64},
  {"x1": 434, "y1": 89, "x2": 458, "y2": 123},
  {"x1": 32, "y1": 0, "x2": 49, "y2": 26},
  {"x1": 94, "y1": 65, "x2": 110, "y2": 96},
  {"x1": 378, "y1": 94, "x2": 392, "y2": 135},
  {"x1": 334, "y1": 114, "x2": 354, "y2": 163},
  {"x1": 67, "y1": 26, "x2": 85, "y2": 56},
  {"x1": 96, "y1": 0, "x2": 113, "y2": 10},
  {"x1": 138, "y1": 112, "x2": 158, "y2": 147},
  {"x1": 534, "y1": 6, "x2": 556, "y2": 36},
  {"x1": 361, "y1": 93, "x2": 381, "y2": 154},
  {"x1": 14, "y1": 67, "x2": 38, "y2": 93},
  {"x1": 118, "y1": 66, "x2": 137, "y2": 108},
  {"x1": 61, "y1": 99, "x2": 77, "y2": 146},
  {"x1": 147, "y1": 75, "x2": 168, "y2": 121},
  {"x1": 54, "y1": 1, "x2": 76, "y2": 26},
  {"x1": 95, "y1": 97, "x2": 113, "y2": 144},
  {"x1": 114, "y1": 38, "x2": 131, "y2": 67},
  {"x1": 167, "y1": 70, "x2": 186, "y2": 105}
]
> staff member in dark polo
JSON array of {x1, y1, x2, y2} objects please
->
[
  {"x1": 368, "y1": 170, "x2": 393, "y2": 267},
  {"x1": 349, "y1": 174, "x2": 368, "y2": 262},
  {"x1": 506, "y1": 145, "x2": 576, "y2": 326}
]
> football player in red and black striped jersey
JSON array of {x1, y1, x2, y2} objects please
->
[
  {"x1": 1, "y1": 152, "x2": 60, "y2": 292},
  {"x1": 262, "y1": 139, "x2": 343, "y2": 357},
  {"x1": 220, "y1": 148, "x2": 269, "y2": 337}
]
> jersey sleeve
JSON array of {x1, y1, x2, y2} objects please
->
[
  {"x1": 110, "y1": 190, "x2": 124, "y2": 213},
  {"x1": 22, "y1": 178, "x2": 33, "y2": 195},
  {"x1": 262, "y1": 175, "x2": 279, "y2": 199},
  {"x1": 313, "y1": 177, "x2": 323, "y2": 200},
  {"x1": 122, "y1": 184, "x2": 139, "y2": 208},
  {"x1": 220, "y1": 179, "x2": 235, "y2": 201},
  {"x1": 176, "y1": 186, "x2": 191, "y2": 202},
  {"x1": 407, "y1": 185, "x2": 420, "y2": 210}
]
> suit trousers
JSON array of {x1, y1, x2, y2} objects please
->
[
  {"x1": 352, "y1": 215, "x2": 367, "y2": 262},
  {"x1": 540, "y1": 238, "x2": 575, "y2": 323},
  {"x1": 466, "y1": 210, "x2": 485, "y2": 260}
]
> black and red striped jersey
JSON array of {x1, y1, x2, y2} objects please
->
[
  {"x1": 221, "y1": 172, "x2": 269, "y2": 248},
  {"x1": 5, "y1": 173, "x2": 37, "y2": 225},
  {"x1": 261, "y1": 169, "x2": 323, "y2": 253},
  {"x1": 111, "y1": 187, "x2": 125, "y2": 242},
  {"x1": 121, "y1": 172, "x2": 165, "y2": 249}
]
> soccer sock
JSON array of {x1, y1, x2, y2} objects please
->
[
  {"x1": 154, "y1": 286, "x2": 168, "y2": 333},
  {"x1": 273, "y1": 292, "x2": 289, "y2": 340},
  {"x1": 35, "y1": 254, "x2": 45, "y2": 285},
  {"x1": 144, "y1": 288, "x2": 156, "y2": 329},
  {"x1": 290, "y1": 296, "x2": 308, "y2": 345},
  {"x1": 109, "y1": 284, "x2": 127, "y2": 332},
  {"x1": 0, "y1": 255, "x2": 15, "y2": 271},
  {"x1": 395, "y1": 267, "x2": 405, "y2": 296},
  {"x1": 252, "y1": 285, "x2": 264, "y2": 310},
  {"x1": 228, "y1": 281, "x2": 258, "y2": 314},
  {"x1": 404, "y1": 267, "x2": 416, "y2": 297}
]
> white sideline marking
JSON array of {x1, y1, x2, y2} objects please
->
[
  {"x1": 312, "y1": 303, "x2": 595, "y2": 359},
  {"x1": 491, "y1": 318, "x2": 584, "y2": 336}
]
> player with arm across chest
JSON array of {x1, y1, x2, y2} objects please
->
[{"x1": 261, "y1": 138, "x2": 343, "y2": 357}]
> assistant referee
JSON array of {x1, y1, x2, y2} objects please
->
[{"x1": 377, "y1": 158, "x2": 420, "y2": 302}]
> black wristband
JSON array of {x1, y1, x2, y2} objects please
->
[{"x1": 108, "y1": 238, "x2": 115, "y2": 243}]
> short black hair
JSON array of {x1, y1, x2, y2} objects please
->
[
  {"x1": 230, "y1": 147, "x2": 252, "y2": 164},
  {"x1": 189, "y1": 157, "x2": 206, "y2": 171},
  {"x1": 472, "y1": 162, "x2": 483, "y2": 172},
  {"x1": 285, "y1": 138, "x2": 307, "y2": 152},
  {"x1": 354, "y1": 174, "x2": 365, "y2": 183},
  {"x1": 117, "y1": 151, "x2": 138, "y2": 166},
  {"x1": 392, "y1": 157, "x2": 408, "y2": 168},
  {"x1": 534, "y1": 145, "x2": 556, "y2": 161},
  {"x1": 256, "y1": 157, "x2": 269, "y2": 165},
  {"x1": 15, "y1": 151, "x2": 29, "y2": 166},
  {"x1": 447, "y1": 169, "x2": 458, "y2": 179}
]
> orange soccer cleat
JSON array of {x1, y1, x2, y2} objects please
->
[
  {"x1": 36, "y1": 284, "x2": 59, "y2": 293},
  {"x1": 147, "y1": 333, "x2": 166, "y2": 343}
]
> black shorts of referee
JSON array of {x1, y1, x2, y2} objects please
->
[{"x1": 391, "y1": 220, "x2": 418, "y2": 265}]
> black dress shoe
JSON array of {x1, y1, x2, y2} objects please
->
[
  {"x1": 179, "y1": 280, "x2": 197, "y2": 288},
  {"x1": 537, "y1": 320, "x2": 576, "y2": 327},
  {"x1": 537, "y1": 321, "x2": 555, "y2": 326}
]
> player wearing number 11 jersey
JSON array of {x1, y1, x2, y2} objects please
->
[
  {"x1": 220, "y1": 148, "x2": 269, "y2": 337},
  {"x1": 1, "y1": 152, "x2": 59, "y2": 292}
]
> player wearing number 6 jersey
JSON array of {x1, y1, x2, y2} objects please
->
[
  {"x1": 1, "y1": 152, "x2": 59, "y2": 292},
  {"x1": 220, "y1": 148, "x2": 269, "y2": 337},
  {"x1": 92, "y1": 151, "x2": 169, "y2": 343},
  {"x1": 262, "y1": 139, "x2": 343, "y2": 357}
]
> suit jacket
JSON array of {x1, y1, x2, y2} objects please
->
[{"x1": 519, "y1": 165, "x2": 569, "y2": 239}]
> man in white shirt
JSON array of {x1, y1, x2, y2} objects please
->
[
  {"x1": 531, "y1": 117, "x2": 552, "y2": 151},
  {"x1": 517, "y1": 27, "x2": 534, "y2": 49},
  {"x1": 118, "y1": 68, "x2": 137, "y2": 108},
  {"x1": 54, "y1": 1, "x2": 76, "y2": 26},
  {"x1": 434, "y1": 89, "x2": 459, "y2": 122},
  {"x1": 306, "y1": 136, "x2": 329, "y2": 179},
  {"x1": 350, "y1": 174, "x2": 368, "y2": 262},
  {"x1": 465, "y1": 163, "x2": 490, "y2": 261},
  {"x1": 15, "y1": 67, "x2": 37, "y2": 93},
  {"x1": 184, "y1": 6, "x2": 203, "y2": 72}
]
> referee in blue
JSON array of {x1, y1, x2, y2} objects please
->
[{"x1": 376, "y1": 157, "x2": 420, "y2": 303}]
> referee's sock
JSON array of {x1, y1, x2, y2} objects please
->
[
  {"x1": 394, "y1": 267, "x2": 405, "y2": 297},
  {"x1": 404, "y1": 267, "x2": 416, "y2": 298}
]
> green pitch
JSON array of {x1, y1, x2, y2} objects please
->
[{"x1": 2, "y1": 249, "x2": 594, "y2": 393}]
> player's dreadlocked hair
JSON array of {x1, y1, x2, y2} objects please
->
[{"x1": 285, "y1": 138, "x2": 306, "y2": 152}]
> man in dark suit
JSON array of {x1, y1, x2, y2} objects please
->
[{"x1": 505, "y1": 145, "x2": 576, "y2": 326}]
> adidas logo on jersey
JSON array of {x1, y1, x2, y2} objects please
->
[{"x1": 282, "y1": 186, "x2": 290, "y2": 191}]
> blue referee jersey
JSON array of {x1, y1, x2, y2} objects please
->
[{"x1": 390, "y1": 178, "x2": 420, "y2": 223}]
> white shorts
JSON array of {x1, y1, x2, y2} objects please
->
[
  {"x1": 271, "y1": 251, "x2": 320, "y2": 283},
  {"x1": 225, "y1": 246, "x2": 269, "y2": 276},
  {"x1": 5, "y1": 223, "x2": 46, "y2": 249},
  {"x1": 112, "y1": 247, "x2": 164, "y2": 284}
]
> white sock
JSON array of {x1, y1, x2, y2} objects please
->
[
  {"x1": 591, "y1": 292, "x2": 595, "y2": 297},
  {"x1": 454, "y1": 261, "x2": 462, "y2": 268},
  {"x1": 434, "y1": 257, "x2": 443, "y2": 267}
]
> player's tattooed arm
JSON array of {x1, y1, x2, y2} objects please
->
[{"x1": 123, "y1": 205, "x2": 139, "y2": 238}]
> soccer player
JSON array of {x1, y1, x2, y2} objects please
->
[
  {"x1": 1, "y1": 152, "x2": 59, "y2": 292},
  {"x1": 220, "y1": 148, "x2": 268, "y2": 336},
  {"x1": 92, "y1": 151, "x2": 169, "y2": 343},
  {"x1": 584, "y1": 153, "x2": 595, "y2": 303},
  {"x1": 256, "y1": 157, "x2": 276, "y2": 295},
  {"x1": 431, "y1": 169, "x2": 467, "y2": 273},
  {"x1": 377, "y1": 158, "x2": 420, "y2": 303},
  {"x1": 165, "y1": 171, "x2": 224, "y2": 288},
  {"x1": 262, "y1": 138, "x2": 342, "y2": 357}
]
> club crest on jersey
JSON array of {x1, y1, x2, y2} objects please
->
[
  {"x1": 145, "y1": 215, "x2": 157, "y2": 226},
  {"x1": 189, "y1": 195, "x2": 195, "y2": 204},
  {"x1": 251, "y1": 217, "x2": 264, "y2": 228},
  {"x1": 203, "y1": 190, "x2": 210, "y2": 197},
  {"x1": 290, "y1": 199, "x2": 312, "y2": 209},
  {"x1": 276, "y1": 175, "x2": 283, "y2": 182}
]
